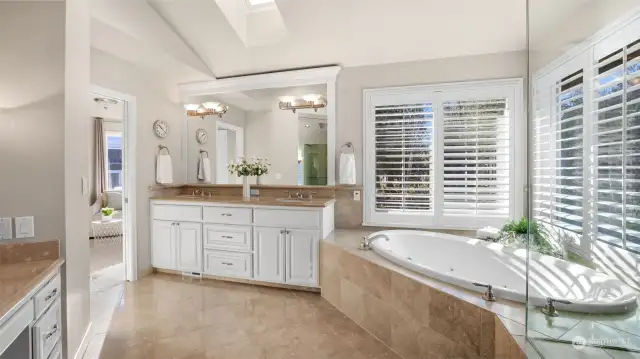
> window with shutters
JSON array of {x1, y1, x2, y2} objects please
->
[
  {"x1": 364, "y1": 80, "x2": 524, "y2": 229},
  {"x1": 533, "y1": 15, "x2": 640, "y2": 254}
]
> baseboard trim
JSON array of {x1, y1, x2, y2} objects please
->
[{"x1": 73, "y1": 322, "x2": 93, "y2": 359}]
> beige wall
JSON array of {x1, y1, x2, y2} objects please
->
[
  {"x1": 91, "y1": 48, "x2": 186, "y2": 277},
  {"x1": 335, "y1": 51, "x2": 528, "y2": 185},
  {"x1": 0, "y1": 3, "x2": 91, "y2": 358}
]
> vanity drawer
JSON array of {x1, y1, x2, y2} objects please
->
[
  {"x1": 203, "y1": 224, "x2": 252, "y2": 252},
  {"x1": 203, "y1": 250, "x2": 252, "y2": 279},
  {"x1": 254, "y1": 209, "x2": 320, "y2": 229},
  {"x1": 33, "y1": 299, "x2": 61, "y2": 359},
  {"x1": 34, "y1": 274, "x2": 60, "y2": 318},
  {"x1": 203, "y1": 207, "x2": 252, "y2": 225},
  {"x1": 153, "y1": 205, "x2": 202, "y2": 222}
]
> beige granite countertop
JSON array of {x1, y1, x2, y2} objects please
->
[
  {"x1": 0, "y1": 240, "x2": 62, "y2": 322},
  {"x1": 0, "y1": 259, "x2": 64, "y2": 320},
  {"x1": 150, "y1": 195, "x2": 335, "y2": 208}
]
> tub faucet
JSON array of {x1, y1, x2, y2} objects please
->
[
  {"x1": 472, "y1": 282, "x2": 496, "y2": 302},
  {"x1": 359, "y1": 234, "x2": 387, "y2": 250},
  {"x1": 541, "y1": 297, "x2": 572, "y2": 317}
]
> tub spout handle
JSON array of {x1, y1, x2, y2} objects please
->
[
  {"x1": 541, "y1": 297, "x2": 572, "y2": 317},
  {"x1": 472, "y1": 282, "x2": 496, "y2": 302}
]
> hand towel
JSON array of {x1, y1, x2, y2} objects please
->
[
  {"x1": 339, "y1": 153, "x2": 356, "y2": 185},
  {"x1": 156, "y1": 154, "x2": 173, "y2": 184},
  {"x1": 202, "y1": 157, "x2": 211, "y2": 183},
  {"x1": 197, "y1": 154, "x2": 205, "y2": 180}
]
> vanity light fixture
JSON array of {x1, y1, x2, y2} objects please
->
[
  {"x1": 94, "y1": 97, "x2": 118, "y2": 110},
  {"x1": 278, "y1": 95, "x2": 327, "y2": 114},
  {"x1": 184, "y1": 102, "x2": 229, "y2": 119}
]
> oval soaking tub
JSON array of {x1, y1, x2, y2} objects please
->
[{"x1": 368, "y1": 230, "x2": 638, "y2": 314}]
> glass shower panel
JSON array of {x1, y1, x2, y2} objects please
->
[{"x1": 527, "y1": 1, "x2": 640, "y2": 357}]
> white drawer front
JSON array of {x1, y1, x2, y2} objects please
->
[
  {"x1": 203, "y1": 224, "x2": 252, "y2": 252},
  {"x1": 203, "y1": 250, "x2": 252, "y2": 279},
  {"x1": 153, "y1": 205, "x2": 202, "y2": 222},
  {"x1": 34, "y1": 274, "x2": 60, "y2": 319},
  {"x1": 33, "y1": 299, "x2": 61, "y2": 359},
  {"x1": 254, "y1": 209, "x2": 320, "y2": 229},
  {"x1": 203, "y1": 207, "x2": 252, "y2": 225}
]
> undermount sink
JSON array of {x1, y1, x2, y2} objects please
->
[{"x1": 275, "y1": 198, "x2": 309, "y2": 203}]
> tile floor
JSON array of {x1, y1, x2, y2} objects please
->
[{"x1": 97, "y1": 274, "x2": 400, "y2": 359}]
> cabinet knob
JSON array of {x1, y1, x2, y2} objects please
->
[{"x1": 221, "y1": 213, "x2": 232, "y2": 217}]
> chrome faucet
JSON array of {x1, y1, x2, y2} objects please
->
[
  {"x1": 359, "y1": 233, "x2": 388, "y2": 250},
  {"x1": 541, "y1": 297, "x2": 572, "y2": 317},
  {"x1": 472, "y1": 282, "x2": 496, "y2": 302}
]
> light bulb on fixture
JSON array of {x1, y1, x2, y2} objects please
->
[
  {"x1": 202, "y1": 102, "x2": 220, "y2": 110},
  {"x1": 184, "y1": 104, "x2": 200, "y2": 111}
]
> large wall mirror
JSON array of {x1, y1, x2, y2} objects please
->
[{"x1": 180, "y1": 67, "x2": 339, "y2": 186}]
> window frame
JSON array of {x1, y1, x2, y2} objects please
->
[
  {"x1": 105, "y1": 130, "x2": 123, "y2": 191},
  {"x1": 363, "y1": 78, "x2": 525, "y2": 230}
]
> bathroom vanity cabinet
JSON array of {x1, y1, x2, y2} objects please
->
[
  {"x1": 0, "y1": 272, "x2": 61, "y2": 359},
  {"x1": 150, "y1": 200, "x2": 334, "y2": 288}
]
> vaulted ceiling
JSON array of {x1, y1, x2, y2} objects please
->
[{"x1": 90, "y1": 0, "x2": 527, "y2": 82}]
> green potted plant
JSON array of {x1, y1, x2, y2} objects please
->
[
  {"x1": 100, "y1": 207, "x2": 114, "y2": 221},
  {"x1": 499, "y1": 217, "x2": 562, "y2": 258}
]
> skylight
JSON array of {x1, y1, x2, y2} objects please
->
[{"x1": 246, "y1": 0, "x2": 275, "y2": 9}]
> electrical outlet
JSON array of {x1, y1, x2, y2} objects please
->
[
  {"x1": 0, "y1": 218, "x2": 12, "y2": 240},
  {"x1": 15, "y1": 216, "x2": 34, "y2": 239},
  {"x1": 353, "y1": 190, "x2": 361, "y2": 201}
]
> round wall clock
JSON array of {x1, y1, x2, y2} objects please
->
[
  {"x1": 196, "y1": 129, "x2": 208, "y2": 144},
  {"x1": 153, "y1": 120, "x2": 170, "y2": 138}
]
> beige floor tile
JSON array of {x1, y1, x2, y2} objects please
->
[{"x1": 99, "y1": 274, "x2": 393, "y2": 359}]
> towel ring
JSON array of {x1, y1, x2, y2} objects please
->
[
  {"x1": 340, "y1": 142, "x2": 355, "y2": 154},
  {"x1": 158, "y1": 145, "x2": 170, "y2": 155},
  {"x1": 200, "y1": 149, "x2": 209, "y2": 158}
]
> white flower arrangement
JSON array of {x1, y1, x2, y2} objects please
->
[
  {"x1": 252, "y1": 157, "x2": 271, "y2": 176},
  {"x1": 228, "y1": 157, "x2": 254, "y2": 177},
  {"x1": 228, "y1": 157, "x2": 271, "y2": 177}
]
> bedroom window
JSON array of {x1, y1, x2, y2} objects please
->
[
  {"x1": 363, "y1": 79, "x2": 524, "y2": 229},
  {"x1": 533, "y1": 17, "x2": 640, "y2": 254},
  {"x1": 105, "y1": 132, "x2": 123, "y2": 190}
]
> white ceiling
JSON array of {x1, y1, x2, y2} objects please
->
[{"x1": 91, "y1": 0, "x2": 527, "y2": 82}]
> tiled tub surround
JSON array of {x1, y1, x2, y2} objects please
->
[{"x1": 322, "y1": 230, "x2": 640, "y2": 358}]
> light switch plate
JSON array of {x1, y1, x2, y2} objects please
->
[
  {"x1": 0, "y1": 218, "x2": 12, "y2": 240},
  {"x1": 15, "y1": 216, "x2": 34, "y2": 239},
  {"x1": 353, "y1": 190, "x2": 361, "y2": 201}
]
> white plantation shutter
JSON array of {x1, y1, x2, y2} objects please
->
[
  {"x1": 374, "y1": 103, "x2": 434, "y2": 213},
  {"x1": 592, "y1": 38, "x2": 640, "y2": 250},
  {"x1": 441, "y1": 98, "x2": 511, "y2": 217},
  {"x1": 533, "y1": 67, "x2": 586, "y2": 234},
  {"x1": 364, "y1": 80, "x2": 522, "y2": 229}
]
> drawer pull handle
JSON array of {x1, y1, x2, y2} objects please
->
[
  {"x1": 221, "y1": 213, "x2": 232, "y2": 217},
  {"x1": 221, "y1": 262, "x2": 233, "y2": 266},
  {"x1": 45, "y1": 325, "x2": 59, "y2": 340},
  {"x1": 221, "y1": 236, "x2": 234, "y2": 239},
  {"x1": 45, "y1": 288, "x2": 58, "y2": 301}
]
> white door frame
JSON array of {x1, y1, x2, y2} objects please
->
[
  {"x1": 216, "y1": 120, "x2": 244, "y2": 184},
  {"x1": 90, "y1": 84, "x2": 138, "y2": 282}
]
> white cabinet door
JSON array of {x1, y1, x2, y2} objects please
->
[
  {"x1": 152, "y1": 220, "x2": 176, "y2": 270},
  {"x1": 285, "y1": 229, "x2": 319, "y2": 287},
  {"x1": 253, "y1": 227, "x2": 285, "y2": 283},
  {"x1": 176, "y1": 222, "x2": 202, "y2": 273}
]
